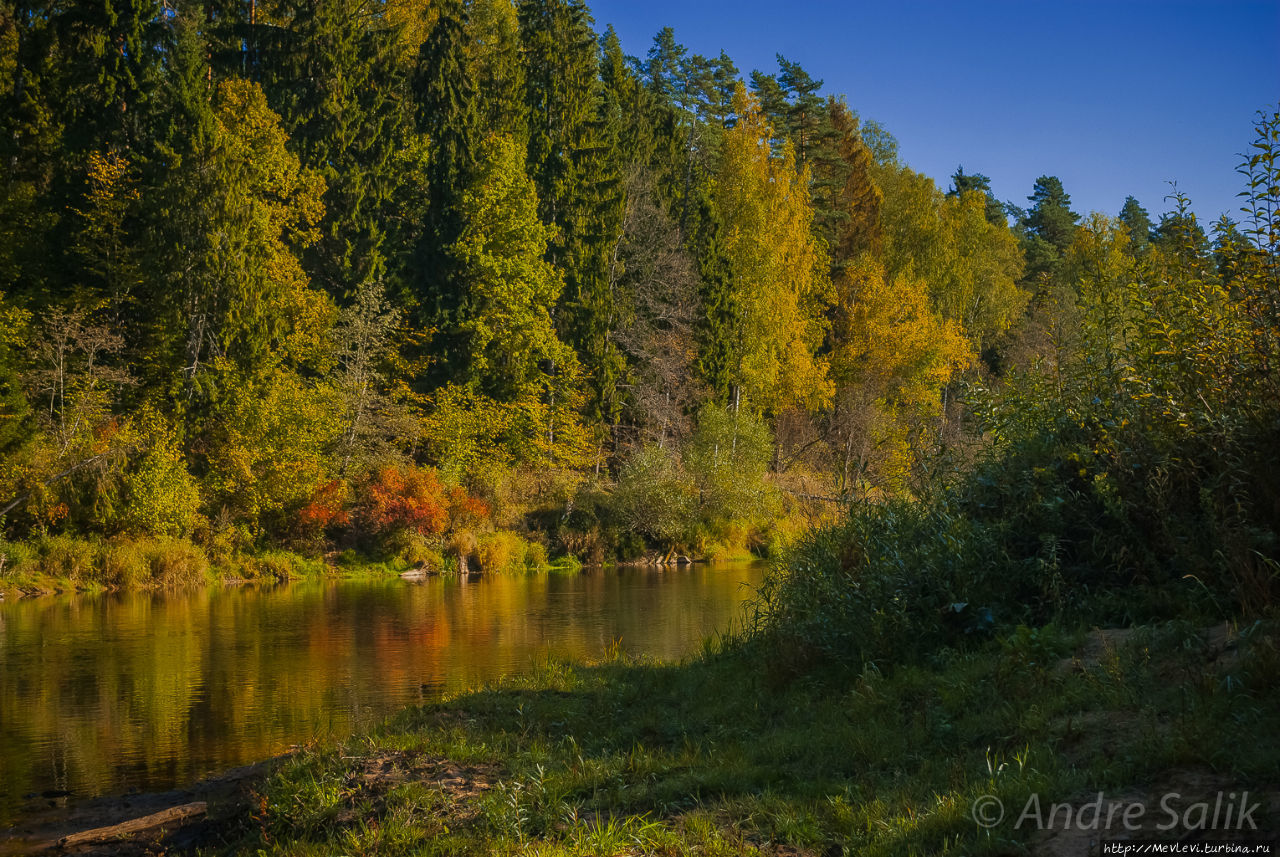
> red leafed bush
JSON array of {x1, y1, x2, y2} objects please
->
[
  {"x1": 363, "y1": 466, "x2": 450, "y2": 536},
  {"x1": 297, "y1": 479, "x2": 350, "y2": 533},
  {"x1": 448, "y1": 486, "x2": 490, "y2": 528}
]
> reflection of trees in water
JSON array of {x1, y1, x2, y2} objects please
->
[{"x1": 0, "y1": 566, "x2": 764, "y2": 825}]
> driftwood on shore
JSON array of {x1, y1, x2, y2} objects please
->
[{"x1": 53, "y1": 802, "x2": 207, "y2": 849}]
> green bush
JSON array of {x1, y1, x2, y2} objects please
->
[
  {"x1": 36, "y1": 533, "x2": 99, "y2": 585},
  {"x1": 257, "y1": 550, "x2": 323, "y2": 581},
  {"x1": 685, "y1": 404, "x2": 777, "y2": 528},
  {"x1": 145, "y1": 537, "x2": 210, "y2": 587},
  {"x1": 611, "y1": 444, "x2": 697, "y2": 549},
  {"x1": 122, "y1": 437, "x2": 203, "y2": 538},
  {"x1": 755, "y1": 499, "x2": 1031, "y2": 670},
  {"x1": 0, "y1": 538, "x2": 37, "y2": 583}
]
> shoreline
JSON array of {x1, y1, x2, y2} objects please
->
[
  {"x1": 0, "y1": 758, "x2": 281, "y2": 856},
  {"x1": 3, "y1": 618, "x2": 1276, "y2": 855},
  {"x1": 0, "y1": 551, "x2": 761, "y2": 602}
]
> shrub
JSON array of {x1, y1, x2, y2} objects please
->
[
  {"x1": 123, "y1": 438, "x2": 203, "y2": 539},
  {"x1": 755, "y1": 500, "x2": 1025, "y2": 671},
  {"x1": 391, "y1": 530, "x2": 444, "y2": 571},
  {"x1": 293, "y1": 479, "x2": 350, "y2": 546},
  {"x1": 100, "y1": 539, "x2": 150, "y2": 588},
  {"x1": 257, "y1": 550, "x2": 313, "y2": 581},
  {"x1": 612, "y1": 445, "x2": 697, "y2": 549},
  {"x1": 524, "y1": 539, "x2": 549, "y2": 570},
  {"x1": 36, "y1": 534, "x2": 99, "y2": 585},
  {"x1": 362, "y1": 466, "x2": 450, "y2": 538},
  {"x1": 477, "y1": 530, "x2": 524, "y2": 573},
  {"x1": 0, "y1": 539, "x2": 37, "y2": 583},
  {"x1": 145, "y1": 537, "x2": 209, "y2": 587},
  {"x1": 685, "y1": 404, "x2": 777, "y2": 527}
]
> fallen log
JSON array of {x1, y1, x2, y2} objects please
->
[{"x1": 54, "y1": 802, "x2": 207, "y2": 848}]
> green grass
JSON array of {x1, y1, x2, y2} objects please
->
[
  {"x1": 0, "y1": 531, "x2": 577, "y2": 596},
  {"x1": 0, "y1": 535, "x2": 397, "y2": 595},
  {"x1": 212, "y1": 618, "x2": 1280, "y2": 856}
]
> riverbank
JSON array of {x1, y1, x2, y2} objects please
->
[
  {"x1": 0, "y1": 532, "x2": 595, "y2": 599},
  {"x1": 13, "y1": 618, "x2": 1276, "y2": 855},
  {"x1": 0, "y1": 531, "x2": 774, "y2": 599}
]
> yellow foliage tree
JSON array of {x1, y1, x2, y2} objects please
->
[
  {"x1": 203, "y1": 361, "x2": 343, "y2": 532},
  {"x1": 714, "y1": 85, "x2": 833, "y2": 414},
  {"x1": 832, "y1": 260, "x2": 972, "y2": 493},
  {"x1": 877, "y1": 164, "x2": 1025, "y2": 350}
]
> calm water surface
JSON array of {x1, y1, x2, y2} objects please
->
[{"x1": 0, "y1": 564, "x2": 764, "y2": 826}]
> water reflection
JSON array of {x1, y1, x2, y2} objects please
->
[{"x1": 0, "y1": 564, "x2": 763, "y2": 825}]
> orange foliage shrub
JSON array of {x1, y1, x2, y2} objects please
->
[
  {"x1": 363, "y1": 466, "x2": 450, "y2": 536},
  {"x1": 448, "y1": 486, "x2": 490, "y2": 528},
  {"x1": 297, "y1": 479, "x2": 350, "y2": 533},
  {"x1": 358, "y1": 466, "x2": 492, "y2": 544}
]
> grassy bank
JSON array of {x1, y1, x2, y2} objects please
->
[
  {"x1": 0, "y1": 531, "x2": 565, "y2": 597},
  {"x1": 0, "y1": 530, "x2": 755, "y2": 597},
  {"x1": 192, "y1": 617, "x2": 1280, "y2": 856}
]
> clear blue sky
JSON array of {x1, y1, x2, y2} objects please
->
[{"x1": 586, "y1": 0, "x2": 1280, "y2": 226}]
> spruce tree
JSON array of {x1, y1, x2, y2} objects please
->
[
  {"x1": 467, "y1": 0, "x2": 528, "y2": 144},
  {"x1": 688, "y1": 189, "x2": 737, "y2": 404},
  {"x1": 519, "y1": 0, "x2": 626, "y2": 425},
  {"x1": 272, "y1": 0, "x2": 408, "y2": 299},
  {"x1": 411, "y1": 0, "x2": 481, "y2": 377},
  {"x1": 643, "y1": 27, "x2": 687, "y2": 106}
]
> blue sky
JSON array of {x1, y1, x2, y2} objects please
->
[{"x1": 586, "y1": 0, "x2": 1280, "y2": 226}]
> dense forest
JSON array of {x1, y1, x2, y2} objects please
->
[{"x1": 0, "y1": 0, "x2": 1277, "y2": 599}]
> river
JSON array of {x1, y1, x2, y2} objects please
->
[{"x1": 0, "y1": 563, "x2": 765, "y2": 827}]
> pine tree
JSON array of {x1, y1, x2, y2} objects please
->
[
  {"x1": 775, "y1": 55, "x2": 824, "y2": 167},
  {"x1": 748, "y1": 70, "x2": 787, "y2": 147},
  {"x1": 949, "y1": 166, "x2": 1006, "y2": 225},
  {"x1": 1118, "y1": 195, "x2": 1154, "y2": 253},
  {"x1": 1019, "y1": 175, "x2": 1079, "y2": 282}
]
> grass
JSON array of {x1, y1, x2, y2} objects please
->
[
  {"x1": 0, "y1": 534, "x2": 390, "y2": 595},
  {"x1": 0, "y1": 533, "x2": 216, "y2": 593},
  {"x1": 0, "y1": 530, "x2": 582, "y2": 596},
  {"x1": 209, "y1": 617, "x2": 1280, "y2": 856}
]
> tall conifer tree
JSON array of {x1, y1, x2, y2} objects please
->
[
  {"x1": 519, "y1": 0, "x2": 626, "y2": 424},
  {"x1": 412, "y1": 0, "x2": 480, "y2": 377},
  {"x1": 272, "y1": 0, "x2": 408, "y2": 299}
]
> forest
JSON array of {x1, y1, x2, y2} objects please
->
[
  {"x1": 0, "y1": 0, "x2": 1278, "y2": 612},
  {"x1": 3, "y1": 0, "x2": 1280, "y2": 853}
]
